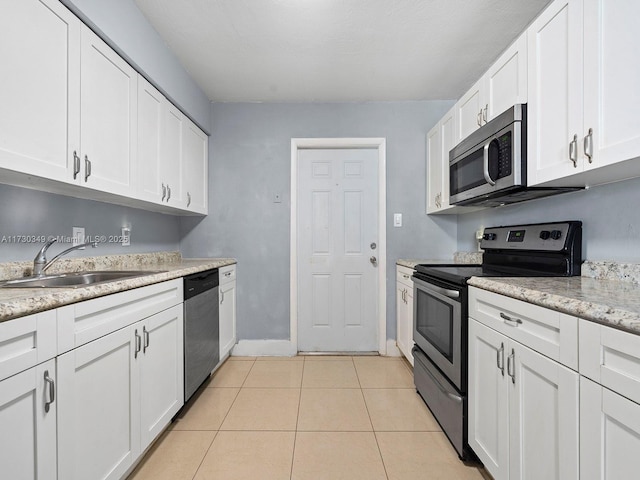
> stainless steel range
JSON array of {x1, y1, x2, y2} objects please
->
[{"x1": 411, "y1": 221, "x2": 582, "y2": 460}]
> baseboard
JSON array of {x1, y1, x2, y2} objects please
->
[
  {"x1": 385, "y1": 339, "x2": 402, "y2": 357},
  {"x1": 231, "y1": 339, "x2": 297, "y2": 357}
]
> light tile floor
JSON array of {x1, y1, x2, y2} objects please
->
[{"x1": 129, "y1": 355, "x2": 486, "y2": 480}]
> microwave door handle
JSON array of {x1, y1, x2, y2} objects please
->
[{"x1": 483, "y1": 142, "x2": 496, "y2": 186}]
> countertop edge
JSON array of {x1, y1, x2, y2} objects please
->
[
  {"x1": 0, "y1": 258, "x2": 236, "y2": 322},
  {"x1": 467, "y1": 277, "x2": 640, "y2": 335}
]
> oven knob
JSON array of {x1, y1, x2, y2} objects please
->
[
  {"x1": 539, "y1": 230, "x2": 551, "y2": 240},
  {"x1": 483, "y1": 233, "x2": 497, "y2": 241},
  {"x1": 550, "y1": 230, "x2": 562, "y2": 240}
]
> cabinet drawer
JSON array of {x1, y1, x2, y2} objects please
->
[
  {"x1": 0, "y1": 310, "x2": 57, "y2": 381},
  {"x1": 469, "y1": 287, "x2": 578, "y2": 370},
  {"x1": 57, "y1": 279, "x2": 183, "y2": 353},
  {"x1": 396, "y1": 265, "x2": 414, "y2": 289},
  {"x1": 579, "y1": 320, "x2": 640, "y2": 405},
  {"x1": 219, "y1": 264, "x2": 236, "y2": 285}
]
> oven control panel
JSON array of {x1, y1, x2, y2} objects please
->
[{"x1": 480, "y1": 222, "x2": 579, "y2": 252}]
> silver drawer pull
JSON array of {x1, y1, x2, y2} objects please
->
[{"x1": 500, "y1": 312, "x2": 523, "y2": 326}]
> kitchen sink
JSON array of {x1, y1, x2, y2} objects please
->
[{"x1": 0, "y1": 270, "x2": 167, "y2": 288}]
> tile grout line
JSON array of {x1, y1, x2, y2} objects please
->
[
  {"x1": 290, "y1": 358, "x2": 306, "y2": 480},
  {"x1": 189, "y1": 358, "x2": 255, "y2": 480}
]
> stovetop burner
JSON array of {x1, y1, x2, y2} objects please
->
[{"x1": 414, "y1": 221, "x2": 583, "y2": 285}]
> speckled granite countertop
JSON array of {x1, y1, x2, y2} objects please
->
[
  {"x1": 397, "y1": 252, "x2": 483, "y2": 269},
  {"x1": 468, "y1": 275, "x2": 640, "y2": 335},
  {"x1": 0, "y1": 253, "x2": 236, "y2": 322}
]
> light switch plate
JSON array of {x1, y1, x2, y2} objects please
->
[
  {"x1": 394, "y1": 213, "x2": 402, "y2": 227},
  {"x1": 121, "y1": 227, "x2": 131, "y2": 246},
  {"x1": 274, "y1": 193, "x2": 282, "y2": 203},
  {"x1": 72, "y1": 227, "x2": 85, "y2": 247}
]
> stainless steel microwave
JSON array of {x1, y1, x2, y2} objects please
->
[{"x1": 449, "y1": 104, "x2": 580, "y2": 207}]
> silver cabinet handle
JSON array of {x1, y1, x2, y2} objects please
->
[
  {"x1": 500, "y1": 312, "x2": 523, "y2": 326},
  {"x1": 73, "y1": 151, "x2": 80, "y2": 180},
  {"x1": 496, "y1": 342, "x2": 505, "y2": 377},
  {"x1": 507, "y1": 348, "x2": 515, "y2": 384},
  {"x1": 135, "y1": 329, "x2": 141, "y2": 359},
  {"x1": 220, "y1": 289, "x2": 225, "y2": 305},
  {"x1": 477, "y1": 111, "x2": 482, "y2": 126},
  {"x1": 187, "y1": 192, "x2": 191, "y2": 207},
  {"x1": 402, "y1": 274, "x2": 410, "y2": 279},
  {"x1": 370, "y1": 256, "x2": 377, "y2": 267},
  {"x1": 167, "y1": 184, "x2": 171, "y2": 201},
  {"x1": 84, "y1": 155, "x2": 91, "y2": 182},
  {"x1": 483, "y1": 104, "x2": 488, "y2": 123},
  {"x1": 44, "y1": 370, "x2": 55, "y2": 413},
  {"x1": 569, "y1": 134, "x2": 578, "y2": 167},
  {"x1": 483, "y1": 142, "x2": 496, "y2": 186},
  {"x1": 143, "y1": 326, "x2": 149, "y2": 353},
  {"x1": 584, "y1": 128, "x2": 593, "y2": 163},
  {"x1": 161, "y1": 183, "x2": 166, "y2": 201}
]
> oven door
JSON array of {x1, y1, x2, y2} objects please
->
[{"x1": 412, "y1": 276, "x2": 462, "y2": 390}]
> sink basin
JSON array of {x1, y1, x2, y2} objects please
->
[{"x1": 0, "y1": 270, "x2": 167, "y2": 288}]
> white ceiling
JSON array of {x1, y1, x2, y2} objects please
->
[{"x1": 134, "y1": 0, "x2": 551, "y2": 103}]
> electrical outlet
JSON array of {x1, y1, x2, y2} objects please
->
[
  {"x1": 475, "y1": 229, "x2": 484, "y2": 242},
  {"x1": 274, "y1": 193, "x2": 282, "y2": 203},
  {"x1": 121, "y1": 227, "x2": 131, "y2": 246},
  {"x1": 72, "y1": 227, "x2": 85, "y2": 247}
]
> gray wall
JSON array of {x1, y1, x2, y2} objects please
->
[
  {"x1": 61, "y1": 0, "x2": 211, "y2": 132},
  {"x1": 457, "y1": 175, "x2": 640, "y2": 261},
  {"x1": 180, "y1": 101, "x2": 457, "y2": 342},
  {"x1": 0, "y1": 184, "x2": 180, "y2": 263}
]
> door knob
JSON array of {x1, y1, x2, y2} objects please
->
[
  {"x1": 370, "y1": 256, "x2": 378, "y2": 266},
  {"x1": 370, "y1": 242, "x2": 377, "y2": 250}
]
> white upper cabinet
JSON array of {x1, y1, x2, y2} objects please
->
[
  {"x1": 79, "y1": 25, "x2": 137, "y2": 197},
  {"x1": 454, "y1": 31, "x2": 528, "y2": 144},
  {"x1": 136, "y1": 76, "x2": 164, "y2": 203},
  {"x1": 582, "y1": 0, "x2": 640, "y2": 172},
  {"x1": 182, "y1": 116, "x2": 209, "y2": 214},
  {"x1": 485, "y1": 32, "x2": 528, "y2": 122},
  {"x1": 163, "y1": 102, "x2": 185, "y2": 208},
  {"x1": 529, "y1": 0, "x2": 640, "y2": 187},
  {"x1": 426, "y1": 122, "x2": 442, "y2": 213},
  {"x1": 455, "y1": 77, "x2": 485, "y2": 142},
  {"x1": 0, "y1": 0, "x2": 80, "y2": 184},
  {"x1": 527, "y1": 0, "x2": 584, "y2": 186}
]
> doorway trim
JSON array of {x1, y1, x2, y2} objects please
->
[{"x1": 290, "y1": 138, "x2": 387, "y2": 355}]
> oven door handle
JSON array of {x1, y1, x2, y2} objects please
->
[
  {"x1": 413, "y1": 277, "x2": 460, "y2": 299},
  {"x1": 420, "y1": 360, "x2": 463, "y2": 404}
]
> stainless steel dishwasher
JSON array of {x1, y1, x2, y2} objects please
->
[{"x1": 183, "y1": 268, "x2": 219, "y2": 402}]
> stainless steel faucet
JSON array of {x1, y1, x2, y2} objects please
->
[{"x1": 33, "y1": 239, "x2": 98, "y2": 277}]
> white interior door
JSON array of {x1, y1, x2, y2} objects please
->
[{"x1": 297, "y1": 148, "x2": 378, "y2": 352}]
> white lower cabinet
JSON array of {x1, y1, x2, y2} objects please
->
[
  {"x1": 580, "y1": 378, "x2": 640, "y2": 480},
  {"x1": 396, "y1": 265, "x2": 414, "y2": 365},
  {"x1": 468, "y1": 289, "x2": 580, "y2": 480},
  {"x1": 57, "y1": 303, "x2": 184, "y2": 480},
  {"x1": 219, "y1": 265, "x2": 237, "y2": 360},
  {"x1": 0, "y1": 359, "x2": 57, "y2": 480}
]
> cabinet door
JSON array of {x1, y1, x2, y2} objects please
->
[
  {"x1": 220, "y1": 280, "x2": 237, "y2": 359},
  {"x1": 139, "y1": 305, "x2": 184, "y2": 450},
  {"x1": 395, "y1": 281, "x2": 411, "y2": 364},
  {"x1": 486, "y1": 32, "x2": 528, "y2": 121},
  {"x1": 509, "y1": 342, "x2": 579, "y2": 480},
  {"x1": 136, "y1": 76, "x2": 164, "y2": 203},
  {"x1": 0, "y1": 0, "x2": 80, "y2": 183},
  {"x1": 80, "y1": 25, "x2": 137, "y2": 196},
  {"x1": 468, "y1": 319, "x2": 509, "y2": 480},
  {"x1": 0, "y1": 360, "x2": 57, "y2": 480},
  {"x1": 455, "y1": 78, "x2": 485, "y2": 142},
  {"x1": 162, "y1": 102, "x2": 184, "y2": 207},
  {"x1": 583, "y1": 0, "x2": 640, "y2": 171},
  {"x1": 182, "y1": 117, "x2": 208, "y2": 214},
  {"x1": 527, "y1": 0, "x2": 584, "y2": 185},
  {"x1": 426, "y1": 123, "x2": 442, "y2": 213},
  {"x1": 580, "y1": 377, "x2": 640, "y2": 480},
  {"x1": 438, "y1": 107, "x2": 456, "y2": 210},
  {"x1": 57, "y1": 325, "x2": 140, "y2": 480}
]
